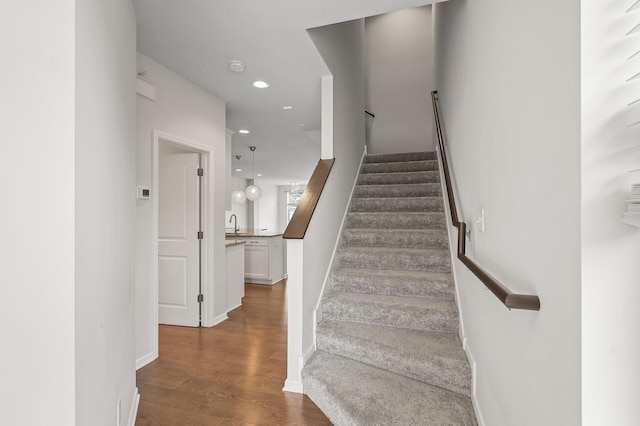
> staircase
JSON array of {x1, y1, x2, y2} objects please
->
[{"x1": 301, "y1": 151, "x2": 477, "y2": 426}]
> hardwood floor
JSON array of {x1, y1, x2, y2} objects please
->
[{"x1": 136, "y1": 281, "x2": 331, "y2": 426}]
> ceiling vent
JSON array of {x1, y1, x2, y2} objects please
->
[{"x1": 228, "y1": 60, "x2": 245, "y2": 73}]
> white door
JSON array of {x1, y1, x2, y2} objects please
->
[{"x1": 158, "y1": 152, "x2": 201, "y2": 327}]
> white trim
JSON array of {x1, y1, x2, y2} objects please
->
[
  {"x1": 136, "y1": 78, "x2": 156, "y2": 102},
  {"x1": 283, "y1": 378, "x2": 304, "y2": 394},
  {"x1": 135, "y1": 351, "x2": 157, "y2": 370},
  {"x1": 226, "y1": 303, "x2": 242, "y2": 312},
  {"x1": 313, "y1": 144, "x2": 368, "y2": 317},
  {"x1": 282, "y1": 344, "x2": 313, "y2": 395},
  {"x1": 151, "y1": 130, "x2": 212, "y2": 342},
  {"x1": 126, "y1": 387, "x2": 141, "y2": 426},
  {"x1": 209, "y1": 313, "x2": 229, "y2": 327},
  {"x1": 436, "y1": 145, "x2": 485, "y2": 426},
  {"x1": 199, "y1": 154, "x2": 214, "y2": 327},
  {"x1": 462, "y1": 339, "x2": 485, "y2": 426},
  {"x1": 303, "y1": 342, "x2": 316, "y2": 366}
]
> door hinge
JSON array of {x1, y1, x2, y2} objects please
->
[
  {"x1": 197, "y1": 231, "x2": 203, "y2": 239},
  {"x1": 197, "y1": 168, "x2": 204, "y2": 176},
  {"x1": 197, "y1": 294, "x2": 204, "y2": 303}
]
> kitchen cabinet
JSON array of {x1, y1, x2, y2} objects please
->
[
  {"x1": 226, "y1": 234, "x2": 284, "y2": 285},
  {"x1": 225, "y1": 240, "x2": 245, "y2": 311}
]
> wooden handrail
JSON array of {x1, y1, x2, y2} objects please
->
[
  {"x1": 431, "y1": 91, "x2": 540, "y2": 311},
  {"x1": 283, "y1": 158, "x2": 335, "y2": 240}
]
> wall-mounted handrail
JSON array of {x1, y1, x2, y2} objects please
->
[
  {"x1": 431, "y1": 91, "x2": 540, "y2": 311},
  {"x1": 283, "y1": 158, "x2": 335, "y2": 240}
]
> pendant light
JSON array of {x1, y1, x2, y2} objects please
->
[
  {"x1": 245, "y1": 146, "x2": 262, "y2": 201},
  {"x1": 232, "y1": 155, "x2": 247, "y2": 204}
]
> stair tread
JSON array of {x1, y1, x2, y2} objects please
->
[
  {"x1": 360, "y1": 162, "x2": 438, "y2": 175},
  {"x1": 317, "y1": 320, "x2": 471, "y2": 395},
  {"x1": 357, "y1": 171, "x2": 440, "y2": 185},
  {"x1": 337, "y1": 245, "x2": 449, "y2": 255},
  {"x1": 330, "y1": 266, "x2": 454, "y2": 299},
  {"x1": 349, "y1": 196, "x2": 444, "y2": 213},
  {"x1": 323, "y1": 291, "x2": 458, "y2": 332},
  {"x1": 342, "y1": 228, "x2": 449, "y2": 249},
  {"x1": 355, "y1": 182, "x2": 441, "y2": 188},
  {"x1": 350, "y1": 195, "x2": 442, "y2": 201},
  {"x1": 363, "y1": 151, "x2": 437, "y2": 163},
  {"x1": 302, "y1": 351, "x2": 477, "y2": 426}
]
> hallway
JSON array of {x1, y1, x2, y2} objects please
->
[{"x1": 135, "y1": 281, "x2": 331, "y2": 425}]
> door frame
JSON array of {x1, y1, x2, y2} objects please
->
[{"x1": 152, "y1": 130, "x2": 212, "y2": 348}]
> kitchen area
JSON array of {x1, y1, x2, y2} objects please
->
[{"x1": 224, "y1": 142, "x2": 307, "y2": 312}]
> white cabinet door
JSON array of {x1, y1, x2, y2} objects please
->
[
  {"x1": 158, "y1": 153, "x2": 200, "y2": 327},
  {"x1": 244, "y1": 241, "x2": 269, "y2": 280}
]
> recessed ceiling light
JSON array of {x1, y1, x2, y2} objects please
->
[
  {"x1": 283, "y1": 106, "x2": 293, "y2": 110},
  {"x1": 253, "y1": 80, "x2": 270, "y2": 89},
  {"x1": 235, "y1": 168, "x2": 242, "y2": 172},
  {"x1": 238, "y1": 129, "x2": 250, "y2": 134},
  {"x1": 228, "y1": 60, "x2": 245, "y2": 73},
  {"x1": 257, "y1": 173, "x2": 263, "y2": 177}
]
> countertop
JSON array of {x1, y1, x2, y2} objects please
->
[
  {"x1": 225, "y1": 229, "x2": 284, "y2": 238},
  {"x1": 225, "y1": 240, "x2": 247, "y2": 248}
]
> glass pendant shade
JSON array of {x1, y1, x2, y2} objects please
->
[
  {"x1": 232, "y1": 189, "x2": 246, "y2": 204},
  {"x1": 245, "y1": 184, "x2": 262, "y2": 201},
  {"x1": 244, "y1": 146, "x2": 262, "y2": 201}
]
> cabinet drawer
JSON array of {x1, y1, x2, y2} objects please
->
[{"x1": 245, "y1": 239, "x2": 268, "y2": 247}]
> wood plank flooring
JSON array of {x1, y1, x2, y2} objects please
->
[{"x1": 136, "y1": 281, "x2": 331, "y2": 425}]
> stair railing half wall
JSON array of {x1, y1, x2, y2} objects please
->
[{"x1": 431, "y1": 91, "x2": 540, "y2": 311}]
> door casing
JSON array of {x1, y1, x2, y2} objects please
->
[{"x1": 151, "y1": 130, "x2": 212, "y2": 357}]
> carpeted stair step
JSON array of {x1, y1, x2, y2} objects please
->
[
  {"x1": 349, "y1": 196, "x2": 443, "y2": 213},
  {"x1": 354, "y1": 183, "x2": 441, "y2": 198},
  {"x1": 316, "y1": 320, "x2": 471, "y2": 396},
  {"x1": 361, "y1": 159, "x2": 438, "y2": 174},
  {"x1": 322, "y1": 291, "x2": 459, "y2": 333},
  {"x1": 341, "y1": 228, "x2": 449, "y2": 249},
  {"x1": 345, "y1": 212, "x2": 446, "y2": 230},
  {"x1": 336, "y1": 246, "x2": 450, "y2": 273},
  {"x1": 363, "y1": 151, "x2": 437, "y2": 163},
  {"x1": 356, "y1": 171, "x2": 440, "y2": 186},
  {"x1": 330, "y1": 267, "x2": 455, "y2": 299},
  {"x1": 302, "y1": 351, "x2": 477, "y2": 426}
]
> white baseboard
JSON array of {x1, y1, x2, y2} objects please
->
[
  {"x1": 283, "y1": 344, "x2": 314, "y2": 395},
  {"x1": 283, "y1": 378, "x2": 304, "y2": 394},
  {"x1": 209, "y1": 313, "x2": 229, "y2": 327},
  {"x1": 226, "y1": 302, "x2": 242, "y2": 312},
  {"x1": 313, "y1": 145, "x2": 368, "y2": 315},
  {"x1": 462, "y1": 339, "x2": 485, "y2": 426},
  {"x1": 303, "y1": 342, "x2": 316, "y2": 365},
  {"x1": 136, "y1": 351, "x2": 157, "y2": 370},
  {"x1": 126, "y1": 387, "x2": 141, "y2": 426}
]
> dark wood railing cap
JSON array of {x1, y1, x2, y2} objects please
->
[{"x1": 283, "y1": 158, "x2": 335, "y2": 240}]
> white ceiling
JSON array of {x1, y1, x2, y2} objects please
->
[{"x1": 133, "y1": 0, "x2": 438, "y2": 185}]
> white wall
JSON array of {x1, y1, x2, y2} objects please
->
[
  {"x1": 135, "y1": 53, "x2": 227, "y2": 365},
  {"x1": 581, "y1": 1, "x2": 640, "y2": 424},
  {"x1": 0, "y1": 2, "x2": 76, "y2": 424},
  {"x1": 434, "y1": 1, "x2": 582, "y2": 425},
  {"x1": 365, "y1": 6, "x2": 435, "y2": 154},
  {"x1": 226, "y1": 177, "x2": 249, "y2": 232},
  {"x1": 283, "y1": 19, "x2": 366, "y2": 391},
  {"x1": 253, "y1": 181, "x2": 279, "y2": 231},
  {"x1": 75, "y1": 2, "x2": 138, "y2": 425}
]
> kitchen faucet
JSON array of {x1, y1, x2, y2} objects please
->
[{"x1": 229, "y1": 214, "x2": 239, "y2": 233}]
